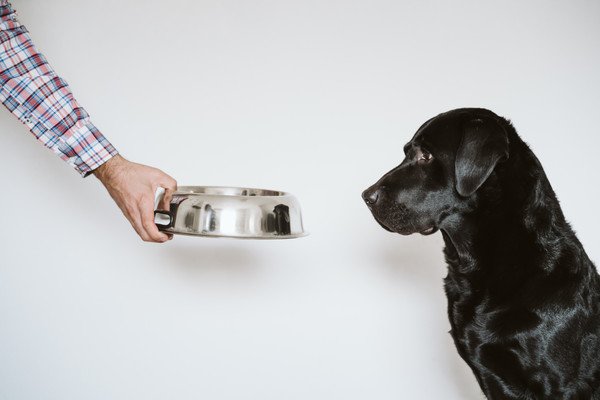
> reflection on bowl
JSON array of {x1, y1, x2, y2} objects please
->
[{"x1": 154, "y1": 186, "x2": 306, "y2": 239}]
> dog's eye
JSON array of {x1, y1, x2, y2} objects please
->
[{"x1": 419, "y1": 151, "x2": 433, "y2": 162}]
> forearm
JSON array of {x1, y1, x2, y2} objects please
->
[{"x1": 0, "y1": 1, "x2": 117, "y2": 176}]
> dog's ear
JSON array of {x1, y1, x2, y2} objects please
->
[{"x1": 455, "y1": 116, "x2": 509, "y2": 197}]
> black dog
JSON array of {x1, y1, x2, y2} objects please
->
[{"x1": 362, "y1": 108, "x2": 600, "y2": 399}]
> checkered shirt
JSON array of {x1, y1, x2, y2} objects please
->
[{"x1": 0, "y1": 1, "x2": 117, "y2": 176}]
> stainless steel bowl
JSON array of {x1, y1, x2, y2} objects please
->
[{"x1": 154, "y1": 186, "x2": 307, "y2": 239}]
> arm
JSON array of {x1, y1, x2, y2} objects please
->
[
  {"x1": 0, "y1": 2, "x2": 176, "y2": 242},
  {"x1": 0, "y1": 1, "x2": 116, "y2": 175}
]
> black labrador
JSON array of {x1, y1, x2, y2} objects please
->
[{"x1": 362, "y1": 108, "x2": 600, "y2": 399}]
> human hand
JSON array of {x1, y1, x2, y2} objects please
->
[{"x1": 93, "y1": 154, "x2": 177, "y2": 243}]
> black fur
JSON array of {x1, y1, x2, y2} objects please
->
[{"x1": 362, "y1": 108, "x2": 600, "y2": 399}]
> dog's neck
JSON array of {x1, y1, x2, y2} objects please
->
[{"x1": 440, "y1": 145, "x2": 590, "y2": 280}]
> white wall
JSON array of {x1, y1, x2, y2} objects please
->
[{"x1": 1, "y1": 1, "x2": 599, "y2": 399}]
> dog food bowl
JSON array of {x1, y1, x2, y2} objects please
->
[{"x1": 154, "y1": 186, "x2": 307, "y2": 239}]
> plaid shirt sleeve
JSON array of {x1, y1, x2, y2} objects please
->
[{"x1": 0, "y1": 1, "x2": 118, "y2": 176}]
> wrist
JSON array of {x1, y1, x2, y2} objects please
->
[{"x1": 93, "y1": 154, "x2": 126, "y2": 183}]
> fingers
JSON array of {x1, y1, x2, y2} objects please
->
[
  {"x1": 157, "y1": 172, "x2": 177, "y2": 192},
  {"x1": 136, "y1": 172, "x2": 175, "y2": 243},
  {"x1": 135, "y1": 170, "x2": 176, "y2": 243},
  {"x1": 156, "y1": 172, "x2": 177, "y2": 219},
  {"x1": 121, "y1": 198, "x2": 166, "y2": 243},
  {"x1": 139, "y1": 198, "x2": 170, "y2": 243},
  {"x1": 122, "y1": 202, "x2": 152, "y2": 242},
  {"x1": 158, "y1": 189, "x2": 173, "y2": 211}
]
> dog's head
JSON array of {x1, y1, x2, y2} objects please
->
[{"x1": 362, "y1": 108, "x2": 510, "y2": 235}]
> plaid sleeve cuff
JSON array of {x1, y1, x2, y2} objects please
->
[{"x1": 56, "y1": 120, "x2": 119, "y2": 177}]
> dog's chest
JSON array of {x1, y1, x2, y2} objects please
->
[
  {"x1": 448, "y1": 302, "x2": 493, "y2": 360},
  {"x1": 444, "y1": 279, "x2": 486, "y2": 355},
  {"x1": 443, "y1": 273, "x2": 513, "y2": 361}
]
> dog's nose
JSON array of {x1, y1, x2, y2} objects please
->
[{"x1": 362, "y1": 187, "x2": 381, "y2": 206}]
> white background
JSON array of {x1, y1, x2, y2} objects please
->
[{"x1": 1, "y1": 1, "x2": 599, "y2": 399}]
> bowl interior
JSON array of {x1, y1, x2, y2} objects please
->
[{"x1": 176, "y1": 186, "x2": 286, "y2": 197}]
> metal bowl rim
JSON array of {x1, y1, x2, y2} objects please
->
[
  {"x1": 173, "y1": 185, "x2": 294, "y2": 198},
  {"x1": 161, "y1": 230, "x2": 309, "y2": 239}
]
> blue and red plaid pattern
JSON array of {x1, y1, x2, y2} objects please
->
[{"x1": 0, "y1": 1, "x2": 117, "y2": 176}]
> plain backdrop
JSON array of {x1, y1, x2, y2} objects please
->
[{"x1": 1, "y1": 1, "x2": 599, "y2": 399}]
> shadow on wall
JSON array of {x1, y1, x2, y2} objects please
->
[{"x1": 155, "y1": 239, "x2": 270, "y2": 284}]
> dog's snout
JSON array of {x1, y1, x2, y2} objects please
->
[{"x1": 362, "y1": 186, "x2": 382, "y2": 206}]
